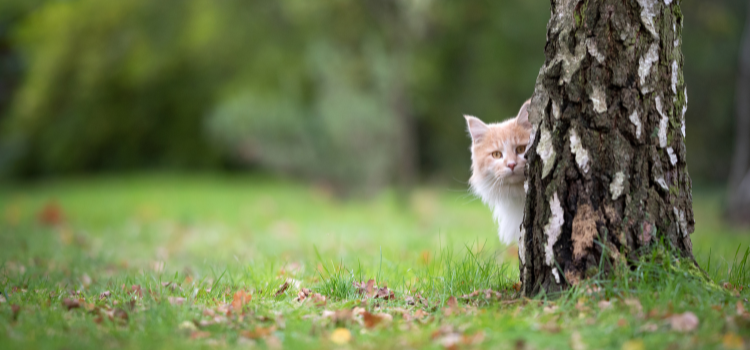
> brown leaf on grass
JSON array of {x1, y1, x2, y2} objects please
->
[
  {"x1": 442, "y1": 296, "x2": 463, "y2": 316},
  {"x1": 375, "y1": 285, "x2": 395, "y2": 300},
  {"x1": 169, "y1": 297, "x2": 186, "y2": 306},
  {"x1": 353, "y1": 280, "x2": 376, "y2": 298},
  {"x1": 232, "y1": 290, "x2": 252, "y2": 310},
  {"x1": 38, "y1": 201, "x2": 64, "y2": 226},
  {"x1": 362, "y1": 311, "x2": 392, "y2": 329},
  {"x1": 598, "y1": 300, "x2": 613, "y2": 310},
  {"x1": 389, "y1": 307, "x2": 413, "y2": 322},
  {"x1": 513, "y1": 282, "x2": 522, "y2": 293},
  {"x1": 241, "y1": 326, "x2": 276, "y2": 339},
  {"x1": 11, "y1": 304, "x2": 20, "y2": 321},
  {"x1": 130, "y1": 285, "x2": 143, "y2": 298},
  {"x1": 311, "y1": 293, "x2": 326, "y2": 307},
  {"x1": 723, "y1": 332, "x2": 745, "y2": 349},
  {"x1": 624, "y1": 299, "x2": 643, "y2": 318},
  {"x1": 447, "y1": 296, "x2": 458, "y2": 308},
  {"x1": 413, "y1": 309, "x2": 430, "y2": 319},
  {"x1": 274, "y1": 281, "x2": 289, "y2": 297},
  {"x1": 669, "y1": 312, "x2": 699, "y2": 332},
  {"x1": 190, "y1": 331, "x2": 211, "y2": 340},
  {"x1": 737, "y1": 301, "x2": 748, "y2": 316},
  {"x1": 462, "y1": 331, "x2": 485, "y2": 346},
  {"x1": 62, "y1": 298, "x2": 81, "y2": 310},
  {"x1": 460, "y1": 290, "x2": 480, "y2": 299},
  {"x1": 296, "y1": 288, "x2": 311, "y2": 302},
  {"x1": 113, "y1": 308, "x2": 129, "y2": 323},
  {"x1": 99, "y1": 291, "x2": 111, "y2": 300}
]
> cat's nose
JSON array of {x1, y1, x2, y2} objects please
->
[{"x1": 508, "y1": 162, "x2": 516, "y2": 171}]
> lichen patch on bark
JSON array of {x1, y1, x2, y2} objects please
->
[
  {"x1": 673, "y1": 207, "x2": 688, "y2": 237},
  {"x1": 610, "y1": 172, "x2": 626, "y2": 200},
  {"x1": 586, "y1": 39, "x2": 605, "y2": 64},
  {"x1": 629, "y1": 111, "x2": 642, "y2": 139},
  {"x1": 590, "y1": 86, "x2": 607, "y2": 114},
  {"x1": 638, "y1": 43, "x2": 660, "y2": 94},
  {"x1": 671, "y1": 61, "x2": 679, "y2": 95},
  {"x1": 538, "y1": 126, "x2": 556, "y2": 179},
  {"x1": 667, "y1": 147, "x2": 678, "y2": 165},
  {"x1": 657, "y1": 96, "x2": 669, "y2": 148},
  {"x1": 572, "y1": 204, "x2": 599, "y2": 260},
  {"x1": 544, "y1": 193, "x2": 564, "y2": 266},
  {"x1": 552, "y1": 268, "x2": 561, "y2": 284},
  {"x1": 569, "y1": 128, "x2": 590, "y2": 174},
  {"x1": 636, "y1": 0, "x2": 660, "y2": 39}
]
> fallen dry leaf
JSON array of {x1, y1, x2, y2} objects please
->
[
  {"x1": 330, "y1": 328, "x2": 351, "y2": 344},
  {"x1": 447, "y1": 296, "x2": 458, "y2": 308},
  {"x1": 669, "y1": 311, "x2": 699, "y2": 332},
  {"x1": 169, "y1": 297, "x2": 186, "y2": 306},
  {"x1": 38, "y1": 201, "x2": 64, "y2": 226},
  {"x1": 11, "y1": 304, "x2": 20, "y2": 321},
  {"x1": 99, "y1": 291, "x2": 111, "y2": 300},
  {"x1": 354, "y1": 280, "x2": 376, "y2": 298},
  {"x1": 639, "y1": 323, "x2": 658, "y2": 332},
  {"x1": 190, "y1": 330, "x2": 211, "y2": 340},
  {"x1": 130, "y1": 285, "x2": 143, "y2": 298},
  {"x1": 621, "y1": 339, "x2": 644, "y2": 350},
  {"x1": 513, "y1": 282, "x2": 522, "y2": 293},
  {"x1": 737, "y1": 301, "x2": 747, "y2": 316},
  {"x1": 232, "y1": 290, "x2": 252, "y2": 310},
  {"x1": 296, "y1": 288, "x2": 311, "y2": 302},
  {"x1": 722, "y1": 332, "x2": 744, "y2": 349},
  {"x1": 0, "y1": 294, "x2": 5, "y2": 303},
  {"x1": 375, "y1": 285, "x2": 395, "y2": 300},
  {"x1": 624, "y1": 299, "x2": 643, "y2": 317},
  {"x1": 241, "y1": 326, "x2": 276, "y2": 339},
  {"x1": 62, "y1": 298, "x2": 81, "y2": 310},
  {"x1": 274, "y1": 281, "x2": 289, "y2": 297},
  {"x1": 598, "y1": 300, "x2": 613, "y2": 310},
  {"x1": 311, "y1": 293, "x2": 326, "y2": 307},
  {"x1": 362, "y1": 311, "x2": 392, "y2": 329}
]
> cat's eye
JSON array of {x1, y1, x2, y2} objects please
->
[
  {"x1": 516, "y1": 145, "x2": 527, "y2": 154},
  {"x1": 491, "y1": 151, "x2": 503, "y2": 159}
]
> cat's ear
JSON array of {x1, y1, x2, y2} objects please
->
[
  {"x1": 515, "y1": 99, "x2": 532, "y2": 130},
  {"x1": 465, "y1": 115, "x2": 489, "y2": 143}
]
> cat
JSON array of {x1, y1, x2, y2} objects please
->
[{"x1": 465, "y1": 100, "x2": 532, "y2": 245}]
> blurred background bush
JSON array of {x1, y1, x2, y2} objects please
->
[{"x1": 0, "y1": 0, "x2": 747, "y2": 195}]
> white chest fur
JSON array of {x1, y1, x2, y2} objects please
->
[{"x1": 470, "y1": 177, "x2": 526, "y2": 245}]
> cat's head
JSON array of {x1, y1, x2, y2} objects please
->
[{"x1": 465, "y1": 100, "x2": 533, "y2": 188}]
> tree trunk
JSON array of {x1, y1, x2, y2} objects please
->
[
  {"x1": 520, "y1": 0, "x2": 695, "y2": 295},
  {"x1": 727, "y1": 3, "x2": 750, "y2": 226}
]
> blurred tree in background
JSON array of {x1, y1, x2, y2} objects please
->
[{"x1": 0, "y1": 0, "x2": 746, "y2": 193}]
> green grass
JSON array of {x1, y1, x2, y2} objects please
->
[{"x1": 1, "y1": 174, "x2": 750, "y2": 349}]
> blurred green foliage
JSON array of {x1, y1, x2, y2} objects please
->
[{"x1": 0, "y1": 0, "x2": 746, "y2": 189}]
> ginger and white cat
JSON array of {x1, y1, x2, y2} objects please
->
[{"x1": 465, "y1": 100, "x2": 532, "y2": 245}]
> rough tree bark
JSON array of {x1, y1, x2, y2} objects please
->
[
  {"x1": 728, "y1": 3, "x2": 750, "y2": 226},
  {"x1": 520, "y1": 0, "x2": 695, "y2": 295}
]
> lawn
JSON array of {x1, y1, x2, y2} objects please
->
[{"x1": 1, "y1": 174, "x2": 750, "y2": 349}]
